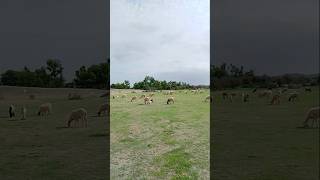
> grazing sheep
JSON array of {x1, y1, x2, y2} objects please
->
[
  {"x1": 112, "y1": 95, "x2": 116, "y2": 99},
  {"x1": 204, "y1": 96, "x2": 211, "y2": 102},
  {"x1": 130, "y1": 96, "x2": 137, "y2": 102},
  {"x1": 121, "y1": 94, "x2": 127, "y2": 98},
  {"x1": 303, "y1": 107, "x2": 320, "y2": 128},
  {"x1": 9, "y1": 105, "x2": 15, "y2": 118},
  {"x1": 258, "y1": 90, "x2": 272, "y2": 98},
  {"x1": 144, "y1": 97, "x2": 152, "y2": 104},
  {"x1": 167, "y1": 97, "x2": 175, "y2": 104},
  {"x1": 67, "y1": 108, "x2": 88, "y2": 128},
  {"x1": 169, "y1": 91, "x2": 174, "y2": 95},
  {"x1": 288, "y1": 93, "x2": 298, "y2": 102},
  {"x1": 149, "y1": 93, "x2": 155, "y2": 97},
  {"x1": 270, "y1": 95, "x2": 280, "y2": 105},
  {"x1": 21, "y1": 106, "x2": 27, "y2": 120},
  {"x1": 98, "y1": 103, "x2": 109, "y2": 116},
  {"x1": 305, "y1": 87, "x2": 312, "y2": 92},
  {"x1": 38, "y1": 103, "x2": 52, "y2": 116}
]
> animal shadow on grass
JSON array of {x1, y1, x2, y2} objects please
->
[{"x1": 56, "y1": 126, "x2": 69, "y2": 129}]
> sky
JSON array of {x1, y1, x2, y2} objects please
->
[
  {"x1": 212, "y1": 0, "x2": 319, "y2": 76},
  {"x1": 110, "y1": 0, "x2": 210, "y2": 85},
  {"x1": 0, "y1": 0, "x2": 108, "y2": 82}
]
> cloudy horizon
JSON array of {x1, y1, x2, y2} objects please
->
[{"x1": 111, "y1": 0, "x2": 210, "y2": 85}]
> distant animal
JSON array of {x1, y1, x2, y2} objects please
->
[
  {"x1": 21, "y1": 106, "x2": 27, "y2": 120},
  {"x1": 204, "y1": 96, "x2": 211, "y2": 102},
  {"x1": 270, "y1": 95, "x2": 280, "y2": 105},
  {"x1": 9, "y1": 105, "x2": 15, "y2": 118},
  {"x1": 167, "y1": 97, "x2": 175, "y2": 104},
  {"x1": 67, "y1": 108, "x2": 88, "y2": 128},
  {"x1": 303, "y1": 107, "x2": 320, "y2": 128},
  {"x1": 98, "y1": 103, "x2": 109, "y2": 116},
  {"x1": 130, "y1": 96, "x2": 137, "y2": 102},
  {"x1": 121, "y1": 94, "x2": 127, "y2": 98},
  {"x1": 288, "y1": 93, "x2": 298, "y2": 102},
  {"x1": 38, "y1": 103, "x2": 52, "y2": 116},
  {"x1": 144, "y1": 97, "x2": 152, "y2": 104}
]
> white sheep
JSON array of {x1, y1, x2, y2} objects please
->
[
  {"x1": 167, "y1": 97, "x2": 175, "y2": 104},
  {"x1": 67, "y1": 108, "x2": 88, "y2": 128}
]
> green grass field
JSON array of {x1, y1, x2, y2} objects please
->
[
  {"x1": 212, "y1": 86, "x2": 319, "y2": 180},
  {"x1": 0, "y1": 86, "x2": 108, "y2": 180},
  {"x1": 110, "y1": 89, "x2": 210, "y2": 179}
]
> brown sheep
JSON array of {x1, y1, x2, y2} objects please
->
[
  {"x1": 303, "y1": 107, "x2": 319, "y2": 128},
  {"x1": 131, "y1": 96, "x2": 137, "y2": 102},
  {"x1": 38, "y1": 103, "x2": 52, "y2": 116},
  {"x1": 167, "y1": 97, "x2": 175, "y2": 104},
  {"x1": 144, "y1": 97, "x2": 152, "y2": 104},
  {"x1": 67, "y1": 108, "x2": 88, "y2": 128}
]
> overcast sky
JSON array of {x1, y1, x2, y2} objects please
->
[
  {"x1": 111, "y1": 0, "x2": 210, "y2": 85},
  {"x1": 0, "y1": 0, "x2": 108, "y2": 82},
  {"x1": 213, "y1": 0, "x2": 319, "y2": 76}
]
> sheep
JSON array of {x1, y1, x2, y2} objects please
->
[
  {"x1": 288, "y1": 93, "x2": 298, "y2": 102},
  {"x1": 270, "y1": 94, "x2": 280, "y2": 105},
  {"x1": 252, "y1": 88, "x2": 258, "y2": 93},
  {"x1": 204, "y1": 96, "x2": 211, "y2": 102},
  {"x1": 98, "y1": 103, "x2": 109, "y2": 116},
  {"x1": 121, "y1": 94, "x2": 127, "y2": 98},
  {"x1": 144, "y1": 97, "x2": 152, "y2": 104},
  {"x1": 281, "y1": 88, "x2": 288, "y2": 93},
  {"x1": 130, "y1": 96, "x2": 137, "y2": 102},
  {"x1": 169, "y1": 91, "x2": 174, "y2": 95},
  {"x1": 38, "y1": 103, "x2": 52, "y2": 116},
  {"x1": 149, "y1": 93, "x2": 155, "y2": 97},
  {"x1": 303, "y1": 107, "x2": 320, "y2": 128},
  {"x1": 67, "y1": 108, "x2": 88, "y2": 128},
  {"x1": 258, "y1": 90, "x2": 272, "y2": 98},
  {"x1": 167, "y1": 97, "x2": 175, "y2": 104},
  {"x1": 21, "y1": 106, "x2": 27, "y2": 120},
  {"x1": 9, "y1": 105, "x2": 15, "y2": 118}
]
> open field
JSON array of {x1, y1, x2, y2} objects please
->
[
  {"x1": 110, "y1": 89, "x2": 210, "y2": 179},
  {"x1": 0, "y1": 86, "x2": 108, "y2": 180},
  {"x1": 212, "y1": 86, "x2": 319, "y2": 180}
]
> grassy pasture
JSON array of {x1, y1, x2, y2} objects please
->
[
  {"x1": 110, "y1": 89, "x2": 210, "y2": 179},
  {"x1": 0, "y1": 86, "x2": 108, "y2": 180},
  {"x1": 212, "y1": 86, "x2": 319, "y2": 180}
]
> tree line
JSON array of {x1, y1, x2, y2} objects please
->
[
  {"x1": 211, "y1": 63, "x2": 320, "y2": 89},
  {"x1": 0, "y1": 59, "x2": 109, "y2": 89},
  {"x1": 111, "y1": 76, "x2": 205, "y2": 90}
]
